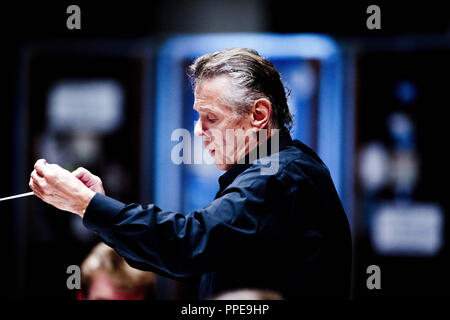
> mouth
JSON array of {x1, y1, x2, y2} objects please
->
[{"x1": 209, "y1": 149, "x2": 215, "y2": 156}]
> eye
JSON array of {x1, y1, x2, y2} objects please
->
[{"x1": 207, "y1": 114, "x2": 217, "y2": 122}]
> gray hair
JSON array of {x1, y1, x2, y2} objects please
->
[{"x1": 188, "y1": 48, "x2": 293, "y2": 133}]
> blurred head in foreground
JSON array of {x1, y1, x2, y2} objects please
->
[
  {"x1": 212, "y1": 288, "x2": 284, "y2": 300},
  {"x1": 80, "y1": 242, "x2": 157, "y2": 300}
]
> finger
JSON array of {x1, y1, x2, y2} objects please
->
[
  {"x1": 31, "y1": 170, "x2": 46, "y2": 188},
  {"x1": 73, "y1": 167, "x2": 101, "y2": 189},
  {"x1": 34, "y1": 159, "x2": 47, "y2": 167},
  {"x1": 28, "y1": 177, "x2": 33, "y2": 191},
  {"x1": 32, "y1": 187, "x2": 45, "y2": 201},
  {"x1": 29, "y1": 176, "x2": 44, "y2": 198},
  {"x1": 34, "y1": 159, "x2": 50, "y2": 177},
  {"x1": 72, "y1": 167, "x2": 90, "y2": 182},
  {"x1": 35, "y1": 167, "x2": 44, "y2": 178}
]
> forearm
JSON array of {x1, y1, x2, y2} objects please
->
[
  {"x1": 82, "y1": 193, "x2": 210, "y2": 278},
  {"x1": 82, "y1": 182, "x2": 272, "y2": 278}
]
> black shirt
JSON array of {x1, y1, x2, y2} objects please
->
[{"x1": 83, "y1": 133, "x2": 352, "y2": 299}]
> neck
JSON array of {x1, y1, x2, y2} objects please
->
[{"x1": 236, "y1": 128, "x2": 281, "y2": 165}]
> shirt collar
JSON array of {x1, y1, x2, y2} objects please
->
[{"x1": 217, "y1": 131, "x2": 293, "y2": 194}]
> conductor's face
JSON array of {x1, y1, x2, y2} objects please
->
[{"x1": 193, "y1": 75, "x2": 257, "y2": 171}]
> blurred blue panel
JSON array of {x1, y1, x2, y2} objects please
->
[{"x1": 154, "y1": 34, "x2": 343, "y2": 213}]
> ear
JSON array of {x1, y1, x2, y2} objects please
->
[{"x1": 251, "y1": 98, "x2": 271, "y2": 131}]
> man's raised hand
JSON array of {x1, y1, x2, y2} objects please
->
[{"x1": 29, "y1": 159, "x2": 95, "y2": 217}]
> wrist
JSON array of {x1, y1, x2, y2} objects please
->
[{"x1": 78, "y1": 188, "x2": 96, "y2": 218}]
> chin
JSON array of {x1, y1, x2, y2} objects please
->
[
  {"x1": 215, "y1": 163, "x2": 228, "y2": 171},
  {"x1": 215, "y1": 162, "x2": 233, "y2": 171}
]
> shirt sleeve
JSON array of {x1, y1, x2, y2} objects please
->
[{"x1": 82, "y1": 167, "x2": 281, "y2": 279}]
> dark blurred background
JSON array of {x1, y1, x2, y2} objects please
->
[{"x1": 0, "y1": 1, "x2": 449, "y2": 299}]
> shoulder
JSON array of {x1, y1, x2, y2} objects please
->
[
  {"x1": 234, "y1": 142, "x2": 332, "y2": 192},
  {"x1": 278, "y1": 143, "x2": 331, "y2": 180}
]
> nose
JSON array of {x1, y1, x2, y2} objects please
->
[
  {"x1": 194, "y1": 119, "x2": 212, "y2": 143},
  {"x1": 194, "y1": 119, "x2": 203, "y2": 137}
]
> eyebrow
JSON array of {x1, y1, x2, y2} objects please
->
[{"x1": 193, "y1": 105, "x2": 213, "y2": 113}]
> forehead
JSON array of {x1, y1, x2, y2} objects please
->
[
  {"x1": 195, "y1": 75, "x2": 231, "y2": 93},
  {"x1": 194, "y1": 76, "x2": 230, "y2": 111}
]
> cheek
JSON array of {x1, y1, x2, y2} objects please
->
[{"x1": 208, "y1": 128, "x2": 225, "y2": 146}]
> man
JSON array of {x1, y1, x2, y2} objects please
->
[{"x1": 29, "y1": 48, "x2": 352, "y2": 299}]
